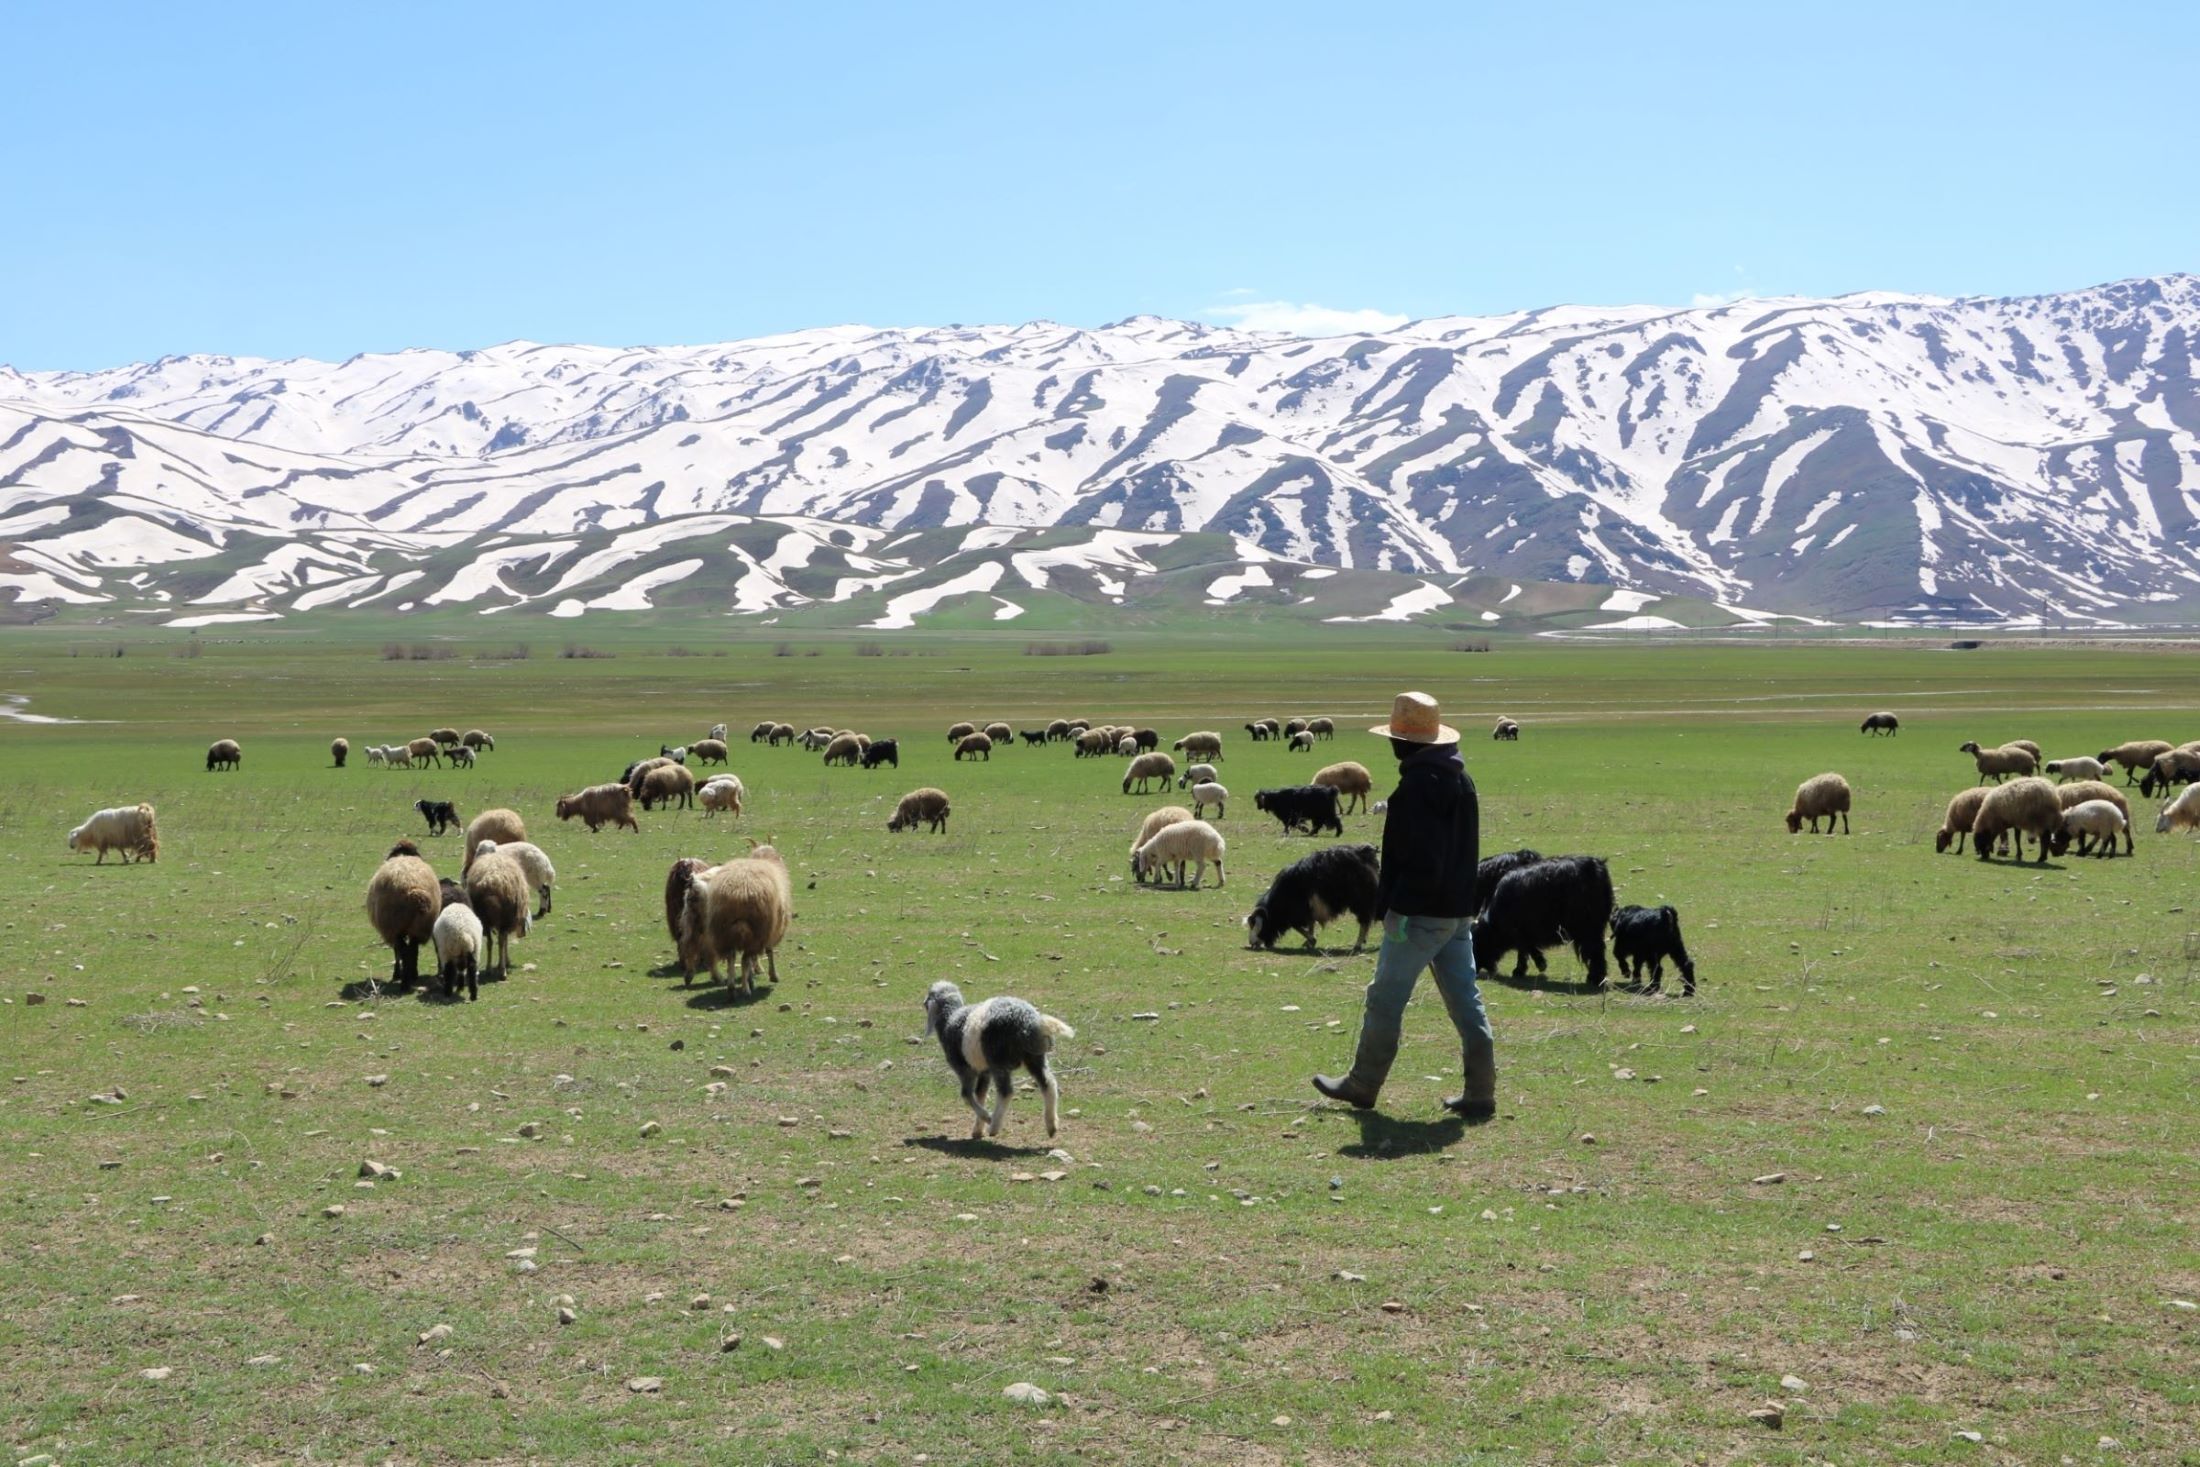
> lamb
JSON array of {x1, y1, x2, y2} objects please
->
[
  {"x1": 2055, "y1": 800, "x2": 2128, "y2": 859},
  {"x1": 888, "y1": 787, "x2": 951, "y2": 834},
  {"x1": 1307, "y1": 716, "x2": 1335, "y2": 741},
  {"x1": 686, "y1": 840, "x2": 792, "y2": 994},
  {"x1": 1492, "y1": 718, "x2": 1521, "y2": 741},
  {"x1": 366, "y1": 745, "x2": 389, "y2": 768},
  {"x1": 1129, "y1": 805, "x2": 1195, "y2": 886},
  {"x1": 1172, "y1": 731, "x2": 1224, "y2": 762},
  {"x1": 331, "y1": 737, "x2": 349, "y2": 767},
  {"x1": 206, "y1": 738, "x2": 242, "y2": 772},
  {"x1": 67, "y1": 803, "x2": 159, "y2": 864},
  {"x1": 921, "y1": 980, "x2": 1076, "y2": 1140},
  {"x1": 946, "y1": 721, "x2": 977, "y2": 744},
  {"x1": 1287, "y1": 730, "x2": 1315, "y2": 752},
  {"x1": 1311, "y1": 760, "x2": 1374, "y2": 815},
  {"x1": 431, "y1": 903, "x2": 483, "y2": 1002},
  {"x1": 1121, "y1": 752, "x2": 1176, "y2": 794},
  {"x1": 2155, "y1": 784, "x2": 2200, "y2": 835},
  {"x1": 1115, "y1": 735, "x2": 1138, "y2": 757},
  {"x1": 984, "y1": 721, "x2": 1013, "y2": 746},
  {"x1": 437, "y1": 877, "x2": 469, "y2": 912},
  {"x1": 1471, "y1": 855, "x2": 1613, "y2": 990},
  {"x1": 1189, "y1": 780, "x2": 1228, "y2": 820},
  {"x1": 823, "y1": 733, "x2": 865, "y2": 766},
  {"x1": 2055, "y1": 779, "x2": 2131, "y2": 822},
  {"x1": 1785, "y1": 772, "x2": 1852, "y2": 834},
  {"x1": 1610, "y1": 905, "x2": 1696, "y2": 995},
  {"x1": 415, "y1": 799, "x2": 461, "y2": 836},
  {"x1": 1958, "y1": 741, "x2": 2036, "y2": 784},
  {"x1": 750, "y1": 721, "x2": 776, "y2": 743},
  {"x1": 708, "y1": 722, "x2": 729, "y2": 742},
  {"x1": 428, "y1": 726, "x2": 461, "y2": 747},
  {"x1": 365, "y1": 838, "x2": 441, "y2": 989},
  {"x1": 1254, "y1": 785, "x2": 1344, "y2": 837},
  {"x1": 640, "y1": 763, "x2": 697, "y2": 810},
  {"x1": 1244, "y1": 844, "x2": 1380, "y2": 951},
  {"x1": 2138, "y1": 748, "x2": 2200, "y2": 798},
  {"x1": 460, "y1": 729, "x2": 495, "y2": 752},
  {"x1": 381, "y1": 744, "x2": 412, "y2": 770},
  {"x1": 1132, "y1": 818, "x2": 1225, "y2": 889},
  {"x1": 798, "y1": 729, "x2": 832, "y2": 752},
  {"x1": 1934, "y1": 787, "x2": 1991, "y2": 854},
  {"x1": 660, "y1": 744, "x2": 689, "y2": 765},
  {"x1": 698, "y1": 775, "x2": 745, "y2": 819},
  {"x1": 2044, "y1": 756, "x2": 2106, "y2": 784},
  {"x1": 464, "y1": 846, "x2": 533, "y2": 977},
  {"x1": 556, "y1": 783, "x2": 640, "y2": 833},
  {"x1": 1859, "y1": 712, "x2": 1900, "y2": 736},
  {"x1": 405, "y1": 737, "x2": 443, "y2": 769},
  {"x1": 447, "y1": 745, "x2": 477, "y2": 769},
  {"x1": 690, "y1": 738, "x2": 730, "y2": 767},
  {"x1": 1176, "y1": 762, "x2": 1218, "y2": 791},
  {"x1": 474, "y1": 838, "x2": 556, "y2": 917},
  {"x1": 1971, "y1": 776, "x2": 2062, "y2": 864},
  {"x1": 955, "y1": 732, "x2": 994, "y2": 762},
  {"x1": 461, "y1": 808, "x2": 526, "y2": 873},
  {"x1": 2099, "y1": 739, "x2": 2173, "y2": 784}
]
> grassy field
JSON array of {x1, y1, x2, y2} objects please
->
[{"x1": 2, "y1": 627, "x2": 2197, "y2": 1464}]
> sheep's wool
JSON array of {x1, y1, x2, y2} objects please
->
[{"x1": 960, "y1": 997, "x2": 1005, "y2": 1073}]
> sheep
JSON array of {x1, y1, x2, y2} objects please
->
[
  {"x1": 687, "y1": 840, "x2": 792, "y2": 994},
  {"x1": 449, "y1": 745, "x2": 479, "y2": 769},
  {"x1": 1133, "y1": 818, "x2": 1225, "y2": 890},
  {"x1": 798, "y1": 728, "x2": 832, "y2": 752},
  {"x1": 431, "y1": 903, "x2": 483, "y2": 1001},
  {"x1": 556, "y1": 783, "x2": 640, "y2": 833},
  {"x1": 382, "y1": 744, "x2": 413, "y2": 770},
  {"x1": 2156, "y1": 784, "x2": 2200, "y2": 835},
  {"x1": 691, "y1": 738, "x2": 730, "y2": 767},
  {"x1": 860, "y1": 738, "x2": 900, "y2": 770},
  {"x1": 365, "y1": 838, "x2": 441, "y2": 989},
  {"x1": 1074, "y1": 728, "x2": 1112, "y2": 758},
  {"x1": 749, "y1": 721, "x2": 776, "y2": 743},
  {"x1": 955, "y1": 732, "x2": 994, "y2": 762},
  {"x1": 1859, "y1": 712, "x2": 1900, "y2": 736},
  {"x1": 404, "y1": 737, "x2": 443, "y2": 769},
  {"x1": 1972, "y1": 776, "x2": 2062, "y2": 864},
  {"x1": 699, "y1": 775, "x2": 745, "y2": 819},
  {"x1": 1254, "y1": 785, "x2": 1344, "y2": 837},
  {"x1": 1288, "y1": 730, "x2": 1315, "y2": 752},
  {"x1": 1934, "y1": 787, "x2": 1991, "y2": 854},
  {"x1": 461, "y1": 808, "x2": 526, "y2": 873},
  {"x1": 1245, "y1": 721, "x2": 1272, "y2": 743},
  {"x1": 2139, "y1": 748, "x2": 2200, "y2": 798},
  {"x1": 1188, "y1": 780, "x2": 1229, "y2": 820},
  {"x1": 2100, "y1": 739, "x2": 2173, "y2": 784},
  {"x1": 1131, "y1": 728, "x2": 1160, "y2": 752},
  {"x1": 366, "y1": 745, "x2": 389, "y2": 768},
  {"x1": 424, "y1": 726, "x2": 458, "y2": 748},
  {"x1": 437, "y1": 876, "x2": 469, "y2": 912},
  {"x1": 331, "y1": 737, "x2": 349, "y2": 768},
  {"x1": 888, "y1": 787, "x2": 951, "y2": 834},
  {"x1": 464, "y1": 846, "x2": 532, "y2": 977},
  {"x1": 921, "y1": 980, "x2": 1076, "y2": 1140},
  {"x1": 2046, "y1": 756, "x2": 2106, "y2": 784},
  {"x1": 1311, "y1": 760, "x2": 1374, "y2": 815},
  {"x1": 1283, "y1": 717, "x2": 1309, "y2": 737},
  {"x1": 1044, "y1": 718, "x2": 1073, "y2": 742},
  {"x1": 2005, "y1": 739, "x2": 2043, "y2": 764},
  {"x1": 415, "y1": 799, "x2": 461, "y2": 836},
  {"x1": 475, "y1": 838, "x2": 556, "y2": 917},
  {"x1": 1610, "y1": 905, "x2": 1696, "y2": 996},
  {"x1": 1785, "y1": 772, "x2": 1852, "y2": 834},
  {"x1": 768, "y1": 723, "x2": 797, "y2": 746},
  {"x1": 1129, "y1": 805, "x2": 1195, "y2": 886},
  {"x1": 821, "y1": 733, "x2": 863, "y2": 766},
  {"x1": 1492, "y1": 718, "x2": 1520, "y2": 741},
  {"x1": 67, "y1": 803, "x2": 159, "y2": 864},
  {"x1": 1121, "y1": 752, "x2": 1176, "y2": 794},
  {"x1": 946, "y1": 721, "x2": 977, "y2": 744},
  {"x1": 1307, "y1": 716, "x2": 1335, "y2": 741},
  {"x1": 2048, "y1": 782, "x2": 2132, "y2": 852},
  {"x1": 983, "y1": 721, "x2": 1013, "y2": 746},
  {"x1": 640, "y1": 763, "x2": 697, "y2": 810},
  {"x1": 624, "y1": 755, "x2": 675, "y2": 790},
  {"x1": 1172, "y1": 730, "x2": 1224, "y2": 762},
  {"x1": 1473, "y1": 849, "x2": 1546, "y2": 920},
  {"x1": 660, "y1": 744, "x2": 690, "y2": 765},
  {"x1": 460, "y1": 729, "x2": 495, "y2": 752},
  {"x1": 663, "y1": 857, "x2": 713, "y2": 969},
  {"x1": 1019, "y1": 729, "x2": 1049, "y2": 747},
  {"x1": 1958, "y1": 740, "x2": 2036, "y2": 784},
  {"x1": 2056, "y1": 800, "x2": 2128, "y2": 859},
  {"x1": 206, "y1": 738, "x2": 242, "y2": 772},
  {"x1": 1113, "y1": 735, "x2": 1137, "y2": 758},
  {"x1": 1472, "y1": 855, "x2": 1613, "y2": 990},
  {"x1": 1244, "y1": 844, "x2": 1380, "y2": 951},
  {"x1": 1176, "y1": 762, "x2": 1218, "y2": 791}
]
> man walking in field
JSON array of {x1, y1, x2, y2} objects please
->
[{"x1": 1313, "y1": 691, "x2": 1494, "y2": 1122}]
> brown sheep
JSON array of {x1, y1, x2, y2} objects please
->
[
  {"x1": 822, "y1": 733, "x2": 864, "y2": 766},
  {"x1": 1786, "y1": 772, "x2": 1851, "y2": 834},
  {"x1": 205, "y1": 738, "x2": 242, "y2": 772},
  {"x1": 331, "y1": 737, "x2": 349, "y2": 768},
  {"x1": 1307, "y1": 717, "x2": 1335, "y2": 741},
  {"x1": 955, "y1": 732, "x2": 994, "y2": 761},
  {"x1": 1934, "y1": 787, "x2": 1991, "y2": 854},
  {"x1": 464, "y1": 847, "x2": 532, "y2": 976},
  {"x1": 625, "y1": 755, "x2": 676, "y2": 792},
  {"x1": 405, "y1": 736, "x2": 444, "y2": 769},
  {"x1": 428, "y1": 726, "x2": 461, "y2": 747},
  {"x1": 691, "y1": 738, "x2": 730, "y2": 766},
  {"x1": 1283, "y1": 718, "x2": 1309, "y2": 737},
  {"x1": 2056, "y1": 780, "x2": 2133, "y2": 853},
  {"x1": 461, "y1": 808, "x2": 526, "y2": 872},
  {"x1": 946, "y1": 721, "x2": 977, "y2": 744},
  {"x1": 664, "y1": 856, "x2": 714, "y2": 973},
  {"x1": 983, "y1": 721, "x2": 1013, "y2": 746},
  {"x1": 768, "y1": 722, "x2": 797, "y2": 746},
  {"x1": 1312, "y1": 760, "x2": 1374, "y2": 814},
  {"x1": 1958, "y1": 740, "x2": 2036, "y2": 784},
  {"x1": 2140, "y1": 748, "x2": 2200, "y2": 798},
  {"x1": 1044, "y1": 718, "x2": 1073, "y2": 742},
  {"x1": 1172, "y1": 731, "x2": 1224, "y2": 762},
  {"x1": 888, "y1": 787, "x2": 951, "y2": 833},
  {"x1": 460, "y1": 729, "x2": 495, "y2": 751},
  {"x1": 366, "y1": 838, "x2": 441, "y2": 988},
  {"x1": 640, "y1": 763, "x2": 696, "y2": 810},
  {"x1": 1122, "y1": 752, "x2": 1177, "y2": 794},
  {"x1": 2097, "y1": 739, "x2": 2171, "y2": 783},
  {"x1": 687, "y1": 841, "x2": 792, "y2": 994},
  {"x1": 1075, "y1": 728, "x2": 1112, "y2": 757},
  {"x1": 556, "y1": 783, "x2": 639, "y2": 833},
  {"x1": 2004, "y1": 739, "x2": 2042, "y2": 764},
  {"x1": 1971, "y1": 776, "x2": 2061, "y2": 864},
  {"x1": 1130, "y1": 805, "x2": 1195, "y2": 886}
]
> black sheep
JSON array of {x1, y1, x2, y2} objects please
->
[
  {"x1": 415, "y1": 799, "x2": 461, "y2": 836},
  {"x1": 1471, "y1": 848, "x2": 1548, "y2": 972},
  {"x1": 1471, "y1": 855, "x2": 1613, "y2": 990},
  {"x1": 1132, "y1": 728, "x2": 1160, "y2": 752},
  {"x1": 1245, "y1": 844, "x2": 1380, "y2": 952},
  {"x1": 1253, "y1": 785, "x2": 1344, "y2": 837},
  {"x1": 1020, "y1": 729, "x2": 1049, "y2": 747},
  {"x1": 1609, "y1": 904, "x2": 1696, "y2": 995},
  {"x1": 861, "y1": 738, "x2": 900, "y2": 770}
]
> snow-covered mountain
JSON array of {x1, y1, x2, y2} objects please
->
[{"x1": 6, "y1": 274, "x2": 2200, "y2": 624}]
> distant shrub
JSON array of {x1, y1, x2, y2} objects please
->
[
  {"x1": 854, "y1": 642, "x2": 884, "y2": 657},
  {"x1": 383, "y1": 643, "x2": 456, "y2": 662},
  {"x1": 773, "y1": 643, "x2": 796, "y2": 658},
  {"x1": 1024, "y1": 640, "x2": 1112, "y2": 657},
  {"x1": 560, "y1": 643, "x2": 613, "y2": 660},
  {"x1": 172, "y1": 639, "x2": 203, "y2": 660},
  {"x1": 1451, "y1": 638, "x2": 1492, "y2": 653},
  {"x1": 479, "y1": 643, "x2": 532, "y2": 661},
  {"x1": 665, "y1": 645, "x2": 702, "y2": 658}
]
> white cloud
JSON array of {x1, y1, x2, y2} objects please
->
[{"x1": 1204, "y1": 300, "x2": 1409, "y2": 336}]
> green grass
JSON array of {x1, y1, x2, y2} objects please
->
[{"x1": 2, "y1": 628, "x2": 2197, "y2": 1464}]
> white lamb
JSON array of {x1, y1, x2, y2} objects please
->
[
  {"x1": 383, "y1": 744, "x2": 413, "y2": 769},
  {"x1": 699, "y1": 775, "x2": 745, "y2": 818},
  {"x1": 366, "y1": 745, "x2": 389, "y2": 768},
  {"x1": 431, "y1": 903, "x2": 483, "y2": 1001},
  {"x1": 2045, "y1": 755, "x2": 2106, "y2": 784},
  {"x1": 1176, "y1": 762, "x2": 1217, "y2": 791},
  {"x1": 2155, "y1": 784, "x2": 2200, "y2": 834},
  {"x1": 1133, "y1": 818, "x2": 1226, "y2": 890},
  {"x1": 1190, "y1": 780, "x2": 1228, "y2": 820},
  {"x1": 2060, "y1": 799, "x2": 2127, "y2": 858},
  {"x1": 708, "y1": 723, "x2": 728, "y2": 742},
  {"x1": 474, "y1": 838, "x2": 557, "y2": 918},
  {"x1": 447, "y1": 745, "x2": 477, "y2": 769}
]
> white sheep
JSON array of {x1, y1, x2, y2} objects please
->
[
  {"x1": 2155, "y1": 784, "x2": 2200, "y2": 835},
  {"x1": 2044, "y1": 755, "x2": 2105, "y2": 784},
  {"x1": 447, "y1": 745, "x2": 477, "y2": 769},
  {"x1": 474, "y1": 838, "x2": 556, "y2": 918},
  {"x1": 1288, "y1": 730, "x2": 1315, "y2": 752},
  {"x1": 2060, "y1": 799, "x2": 2127, "y2": 858},
  {"x1": 1190, "y1": 780, "x2": 1228, "y2": 820},
  {"x1": 383, "y1": 744, "x2": 414, "y2": 770},
  {"x1": 68, "y1": 803, "x2": 159, "y2": 864},
  {"x1": 1176, "y1": 762, "x2": 1217, "y2": 791},
  {"x1": 366, "y1": 745, "x2": 389, "y2": 768},
  {"x1": 1115, "y1": 736, "x2": 1138, "y2": 758},
  {"x1": 699, "y1": 774, "x2": 745, "y2": 818},
  {"x1": 431, "y1": 903, "x2": 483, "y2": 1001},
  {"x1": 1133, "y1": 818, "x2": 1225, "y2": 889},
  {"x1": 708, "y1": 722, "x2": 728, "y2": 742}
]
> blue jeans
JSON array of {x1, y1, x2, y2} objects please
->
[{"x1": 1343, "y1": 914, "x2": 1496, "y2": 1101}]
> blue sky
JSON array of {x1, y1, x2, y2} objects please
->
[{"x1": 3, "y1": 2, "x2": 2193, "y2": 368}]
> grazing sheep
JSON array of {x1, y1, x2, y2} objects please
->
[
  {"x1": 460, "y1": 729, "x2": 495, "y2": 752},
  {"x1": 1131, "y1": 728, "x2": 1160, "y2": 752},
  {"x1": 1959, "y1": 740, "x2": 2037, "y2": 784},
  {"x1": 1121, "y1": 751, "x2": 1176, "y2": 794},
  {"x1": 888, "y1": 787, "x2": 951, "y2": 834},
  {"x1": 2045, "y1": 756, "x2": 2106, "y2": 784},
  {"x1": 1189, "y1": 780, "x2": 1228, "y2": 820},
  {"x1": 946, "y1": 721, "x2": 977, "y2": 744},
  {"x1": 1245, "y1": 721, "x2": 1272, "y2": 743},
  {"x1": 1283, "y1": 718, "x2": 1309, "y2": 738},
  {"x1": 640, "y1": 763, "x2": 697, "y2": 810},
  {"x1": 1074, "y1": 728, "x2": 1112, "y2": 757},
  {"x1": 1254, "y1": 785, "x2": 1344, "y2": 837},
  {"x1": 1129, "y1": 805, "x2": 1195, "y2": 886},
  {"x1": 768, "y1": 723, "x2": 796, "y2": 746},
  {"x1": 750, "y1": 721, "x2": 776, "y2": 743},
  {"x1": 2138, "y1": 748, "x2": 2200, "y2": 798},
  {"x1": 860, "y1": 737, "x2": 900, "y2": 770},
  {"x1": 2056, "y1": 800, "x2": 2129, "y2": 859},
  {"x1": 1244, "y1": 844, "x2": 1380, "y2": 951},
  {"x1": 366, "y1": 745, "x2": 388, "y2": 768},
  {"x1": 820, "y1": 733, "x2": 862, "y2": 767},
  {"x1": 1176, "y1": 762, "x2": 1218, "y2": 791},
  {"x1": 474, "y1": 838, "x2": 556, "y2": 917},
  {"x1": 663, "y1": 856, "x2": 713, "y2": 969},
  {"x1": 464, "y1": 847, "x2": 532, "y2": 977},
  {"x1": 206, "y1": 738, "x2": 242, "y2": 772},
  {"x1": 1972, "y1": 776, "x2": 2063, "y2": 864},
  {"x1": 1044, "y1": 718, "x2": 1073, "y2": 743},
  {"x1": 1859, "y1": 712, "x2": 1900, "y2": 736},
  {"x1": 2155, "y1": 784, "x2": 2200, "y2": 835},
  {"x1": 431, "y1": 903, "x2": 483, "y2": 1001},
  {"x1": 405, "y1": 737, "x2": 444, "y2": 769},
  {"x1": 447, "y1": 744, "x2": 477, "y2": 770},
  {"x1": 461, "y1": 808, "x2": 526, "y2": 873},
  {"x1": 1311, "y1": 760, "x2": 1374, "y2": 815},
  {"x1": 984, "y1": 721, "x2": 1013, "y2": 746},
  {"x1": 556, "y1": 783, "x2": 640, "y2": 833},
  {"x1": 415, "y1": 799, "x2": 461, "y2": 836},
  {"x1": 1114, "y1": 735, "x2": 1138, "y2": 758},
  {"x1": 699, "y1": 775, "x2": 745, "y2": 819},
  {"x1": 2005, "y1": 739, "x2": 2043, "y2": 764},
  {"x1": 67, "y1": 803, "x2": 159, "y2": 864},
  {"x1": 2099, "y1": 739, "x2": 2173, "y2": 784},
  {"x1": 955, "y1": 733, "x2": 994, "y2": 762},
  {"x1": 1472, "y1": 855, "x2": 1614, "y2": 990},
  {"x1": 1307, "y1": 716, "x2": 1335, "y2": 741},
  {"x1": 798, "y1": 729, "x2": 832, "y2": 752},
  {"x1": 624, "y1": 755, "x2": 675, "y2": 790},
  {"x1": 1288, "y1": 730, "x2": 1315, "y2": 752},
  {"x1": 1473, "y1": 849, "x2": 1546, "y2": 920},
  {"x1": 2049, "y1": 782, "x2": 2132, "y2": 852},
  {"x1": 687, "y1": 841, "x2": 792, "y2": 994},
  {"x1": 1610, "y1": 905, "x2": 1697, "y2": 995},
  {"x1": 365, "y1": 839, "x2": 441, "y2": 989},
  {"x1": 1132, "y1": 818, "x2": 1225, "y2": 889},
  {"x1": 921, "y1": 980, "x2": 1076, "y2": 1140},
  {"x1": 691, "y1": 738, "x2": 730, "y2": 767},
  {"x1": 1935, "y1": 787, "x2": 1992, "y2": 854},
  {"x1": 331, "y1": 737, "x2": 349, "y2": 768},
  {"x1": 1786, "y1": 772, "x2": 1852, "y2": 834},
  {"x1": 1172, "y1": 731, "x2": 1224, "y2": 762},
  {"x1": 1492, "y1": 718, "x2": 1520, "y2": 741}
]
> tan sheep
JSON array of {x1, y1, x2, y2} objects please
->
[
  {"x1": 461, "y1": 808, "x2": 526, "y2": 872},
  {"x1": 984, "y1": 721, "x2": 1013, "y2": 745},
  {"x1": 1133, "y1": 818, "x2": 1226, "y2": 890},
  {"x1": 366, "y1": 838, "x2": 441, "y2": 988},
  {"x1": 428, "y1": 726, "x2": 461, "y2": 747},
  {"x1": 205, "y1": 738, "x2": 242, "y2": 772},
  {"x1": 1312, "y1": 760, "x2": 1374, "y2": 814},
  {"x1": 556, "y1": 783, "x2": 639, "y2": 833},
  {"x1": 1934, "y1": 787, "x2": 1989, "y2": 854},
  {"x1": 1130, "y1": 805, "x2": 1195, "y2": 886},
  {"x1": 460, "y1": 729, "x2": 495, "y2": 751},
  {"x1": 2155, "y1": 785, "x2": 2200, "y2": 835},
  {"x1": 888, "y1": 787, "x2": 951, "y2": 833},
  {"x1": 402, "y1": 736, "x2": 442, "y2": 768},
  {"x1": 1172, "y1": 730, "x2": 1224, "y2": 762},
  {"x1": 687, "y1": 841, "x2": 792, "y2": 994},
  {"x1": 2056, "y1": 781, "x2": 2132, "y2": 853},
  {"x1": 691, "y1": 738, "x2": 730, "y2": 766},
  {"x1": 823, "y1": 733, "x2": 864, "y2": 766},
  {"x1": 1307, "y1": 716, "x2": 1335, "y2": 741},
  {"x1": 331, "y1": 737, "x2": 349, "y2": 768},
  {"x1": 1786, "y1": 772, "x2": 1851, "y2": 834},
  {"x1": 68, "y1": 803, "x2": 159, "y2": 864},
  {"x1": 2003, "y1": 739, "x2": 2042, "y2": 764},
  {"x1": 640, "y1": 762, "x2": 696, "y2": 810},
  {"x1": 1958, "y1": 740, "x2": 2036, "y2": 784},
  {"x1": 1122, "y1": 751, "x2": 1176, "y2": 794},
  {"x1": 955, "y1": 732, "x2": 994, "y2": 761},
  {"x1": 2097, "y1": 739, "x2": 2171, "y2": 784},
  {"x1": 1971, "y1": 776, "x2": 2061, "y2": 864},
  {"x1": 464, "y1": 847, "x2": 532, "y2": 976},
  {"x1": 1075, "y1": 728, "x2": 1112, "y2": 757},
  {"x1": 946, "y1": 721, "x2": 977, "y2": 744},
  {"x1": 768, "y1": 722, "x2": 797, "y2": 745},
  {"x1": 2141, "y1": 748, "x2": 2200, "y2": 797},
  {"x1": 699, "y1": 775, "x2": 744, "y2": 819}
]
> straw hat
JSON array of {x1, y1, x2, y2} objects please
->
[{"x1": 1368, "y1": 690, "x2": 1458, "y2": 744}]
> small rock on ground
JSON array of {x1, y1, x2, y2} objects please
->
[{"x1": 1002, "y1": 1381, "x2": 1051, "y2": 1405}]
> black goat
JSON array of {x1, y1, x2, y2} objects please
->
[
  {"x1": 1609, "y1": 904, "x2": 1696, "y2": 995},
  {"x1": 861, "y1": 738, "x2": 900, "y2": 770},
  {"x1": 1471, "y1": 855, "x2": 1613, "y2": 990},
  {"x1": 1020, "y1": 729, "x2": 1049, "y2": 747},
  {"x1": 1245, "y1": 844, "x2": 1380, "y2": 952},
  {"x1": 415, "y1": 799, "x2": 461, "y2": 836},
  {"x1": 1253, "y1": 785, "x2": 1344, "y2": 837}
]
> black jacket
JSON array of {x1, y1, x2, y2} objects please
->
[{"x1": 1374, "y1": 742, "x2": 1480, "y2": 918}]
